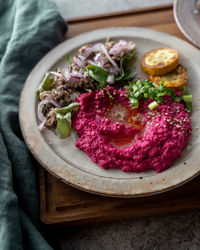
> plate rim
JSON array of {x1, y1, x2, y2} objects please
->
[{"x1": 19, "y1": 26, "x2": 200, "y2": 197}]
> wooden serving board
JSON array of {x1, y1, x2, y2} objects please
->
[
  {"x1": 40, "y1": 6, "x2": 200, "y2": 225},
  {"x1": 40, "y1": 167, "x2": 200, "y2": 225}
]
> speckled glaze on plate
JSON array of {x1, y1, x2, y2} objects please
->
[
  {"x1": 19, "y1": 27, "x2": 200, "y2": 197},
  {"x1": 174, "y1": 0, "x2": 200, "y2": 48}
]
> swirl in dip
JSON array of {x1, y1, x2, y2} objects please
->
[{"x1": 72, "y1": 87, "x2": 192, "y2": 173}]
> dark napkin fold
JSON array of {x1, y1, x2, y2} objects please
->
[{"x1": 0, "y1": 0, "x2": 67, "y2": 249}]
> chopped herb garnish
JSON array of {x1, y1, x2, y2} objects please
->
[
  {"x1": 148, "y1": 101, "x2": 158, "y2": 110},
  {"x1": 182, "y1": 87, "x2": 192, "y2": 114},
  {"x1": 185, "y1": 102, "x2": 192, "y2": 114},
  {"x1": 125, "y1": 80, "x2": 192, "y2": 114},
  {"x1": 183, "y1": 95, "x2": 192, "y2": 103}
]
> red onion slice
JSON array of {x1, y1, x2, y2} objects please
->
[
  {"x1": 108, "y1": 66, "x2": 120, "y2": 76},
  {"x1": 63, "y1": 69, "x2": 83, "y2": 83},
  {"x1": 73, "y1": 55, "x2": 85, "y2": 68},
  {"x1": 49, "y1": 71, "x2": 65, "y2": 81},
  {"x1": 37, "y1": 99, "x2": 61, "y2": 122},
  {"x1": 83, "y1": 71, "x2": 89, "y2": 78},
  {"x1": 88, "y1": 54, "x2": 105, "y2": 68},
  {"x1": 106, "y1": 74, "x2": 114, "y2": 84},
  {"x1": 71, "y1": 70, "x2": 83, "y2": 78},
  {"x1": 109, "y1": 40, "x2": 136, "y2": 55},
  {"x1": 69, "y1": 76, "x2": 81, "y2": 84},
  {"x1": 83, "y1": 43, "x2": 120, "y2": 72},
  {"x1": 87, "y1": 59, "x2": 99, "y2": 67},
  {"x1": 94, "y1": 53, "x2": 105, "y2": 68},
  {"x1": 38, "y1": 119, "x2": 47, "y2": 131}
]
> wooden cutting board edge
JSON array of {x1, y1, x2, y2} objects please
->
[{"x1": 40, "y1": 167, "x2": 200, "y2": 226}]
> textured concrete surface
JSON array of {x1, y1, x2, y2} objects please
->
[
  {"x1": 57, "y1": 210, "x2": 200, "y2": 250},
  {"x1": 53, "y1": 0, "x2": 173, "y2": 20}
]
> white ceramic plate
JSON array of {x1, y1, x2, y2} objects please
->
[{"x1": 19, "y1": 27, "x2": 200, "y2": 197}]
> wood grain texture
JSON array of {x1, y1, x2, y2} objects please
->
[
  {"x1": 40, "y1": 167, "x2": 200, "y2": 225},
  {"x1": 66, "y1": 8, "x2": 186, "y2": 40},
  {"x1": 66, "y1": 4, "x2": 173, "y2": 22},
  {"x1": 40, "y1": 7, "x2": 200, "y2": 225}
]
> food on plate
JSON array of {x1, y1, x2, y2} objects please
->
[
  {"x1": 72, "y1": 85, "x2": 192, "y2": 173},
  {"x1": 149, "y1": 64, "x2": 188, "y2": 89},
  {"x1": 141, "y1": 48, "x2": 179, "y2": 75},
  {"x1": 36, "y1": 39, "x2": 136, "y2": 138},
  {"x1": 36, "y1": 39, "x2": 193, "y2": 173}
]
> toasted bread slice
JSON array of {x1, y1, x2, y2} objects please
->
[
  {"x1": 149, "y1": 65, "x2": 188, "y2": 90},
  {"x1": 141, "y1": 48, "x2": 179, "y2": 75}
]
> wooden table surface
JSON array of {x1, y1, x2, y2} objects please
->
[
  {"x1": 40, "y1": 5, "x2": 200, "y2": 226},
  {"x1": 66, "y1": 5, "x2": 183, "y2": 39}
]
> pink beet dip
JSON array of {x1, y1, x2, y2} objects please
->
[{"x1": 72, "y1": 87, "x2": 192, "y2": 173}]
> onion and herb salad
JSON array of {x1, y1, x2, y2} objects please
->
[
  {"x1": 36, "y1": 39, "x2": 192, "y2": 139},
  {"x1": 36, "y1": 39, "x2": 137, "y2": 138}
]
